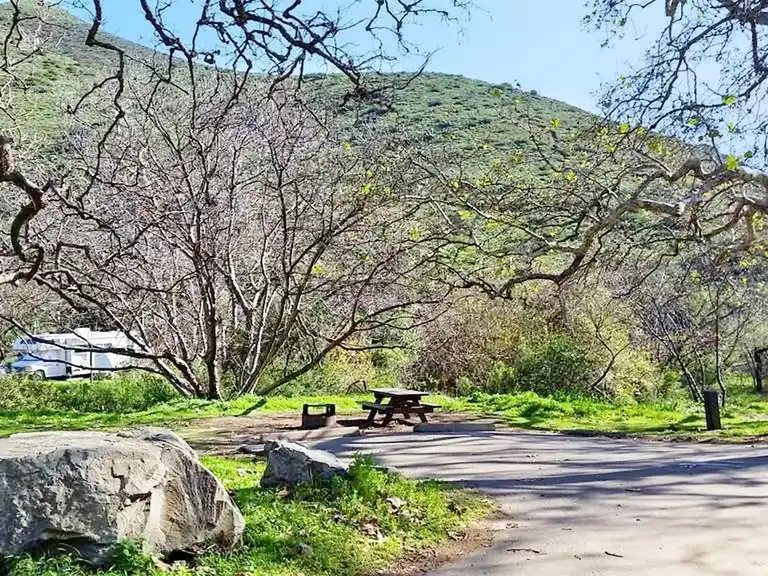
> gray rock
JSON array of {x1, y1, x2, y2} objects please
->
[
  {"x1": 0, "y1": 428, "x2": 245, "y2": 565},
  {"x1": 260, "y1": 440, "x2": 348, "y2": 488}
]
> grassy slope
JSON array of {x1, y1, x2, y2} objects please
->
[
  {"x1": 6, "y1": 456, "x2": 491, "y2": 576},
  {"x1": 0, "y1": 3, "x2": 591, "y2": 158}
]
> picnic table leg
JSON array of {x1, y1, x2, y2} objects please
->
[
  {"x1": 365, "y1": 393, "x2": 385, "y2": 427},
  {"x1": 418, "y1": 412, "x2": 428, "y2": 423},
  {"x1": 381, "y1": 411, "x2": 394, "y2": 426}
]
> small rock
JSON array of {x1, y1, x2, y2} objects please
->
[
  {"x1": 360, "y1": 520, "x2": 386, "y2": 542},
  {"x1": 260, "y1": 440, "x2": 348, "y2": 488},
  {"x1": 292, "y1": 543, "x2": 313, "y2": 557},
  {"x1": 386, "y1": 496, "x2": 405, "y2": 513},
  {"x1": 375, "y1": 465, "x2": 401, "y2": 475}
]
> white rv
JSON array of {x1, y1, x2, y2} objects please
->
[{"x1": 9, "y1": 328, "x2": 134, "y2": 379}]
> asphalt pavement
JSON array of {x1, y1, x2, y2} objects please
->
[{"x1": 312, "y1": 430, "x2": 768, "y2": 575}]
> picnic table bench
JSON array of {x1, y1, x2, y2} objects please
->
[{"x1": 362, "y1": 388, "x2": 440, "y2": 427}]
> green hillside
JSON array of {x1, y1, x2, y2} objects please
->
[{"x1": 0, "y1": 2, "x2": 593, "y2": 160}]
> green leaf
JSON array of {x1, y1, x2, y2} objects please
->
[
  {"x1": 360, "y1": 182, "x2": 374, "y2": 195},
  {"x1": 342, "y1": 140, "x2": 352, "y2": 152},
  {"x1": 725, "y1": 154, "x2": 740, "y2": 170},
  {"x1": 618, "y1": 123, "x2": 631, "y2": 134},
  {"x1": 490, "y1": 88, "x2": 503, "y2": 98},
  {"x1": 551, "y1": 118, "x2": 561, "y2": 129},
  {"x1": 687, "y1": 117, "x2": 700, "y2": 127},
  {"x1": 723, "y1": 94, "x2": 737, "y2": 106},
  {"x1": 744, "y1": 150, "x2": 754, "y2": 159},
  {"x1": 689, "y1": 270, "x2": 701, "y2": 284}
]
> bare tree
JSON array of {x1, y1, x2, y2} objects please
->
[
  {"x1": 630, "y1": 250, "x2": 753, "y2": 404},
  {"x1": 586, "y1": 0, "x2": 768, "y2": 165},
  {"x1": 0, "y1": 0, "x2": 469, "y2": 395},
  {"x1": 404, "y1": 96, "x2": 768, "y2": 300},
  {"x1": 16, "y1": 76, "x2": 447, "y2": 398},
  {"x1": 0, "y1": 0, "x2": 469, "y2": 288}
]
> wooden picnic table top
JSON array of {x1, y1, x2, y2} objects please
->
[{"x1": 370, "y1": 388, "x2": 429, "y2": 398}]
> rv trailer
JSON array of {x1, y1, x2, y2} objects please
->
[{"x1": 9, "y1": 328, "x2": 134, "y2": 379}]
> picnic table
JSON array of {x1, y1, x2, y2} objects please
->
[{"x1": 361, "y1": 388, "x2": 440, "y2": 427}]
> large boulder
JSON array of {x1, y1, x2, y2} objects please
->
[
  {"x1": 0, "y1": 428, "x2": 245, "y2": 565},
  {"x1": 261, "y1": 440, "x2": 348, "y2": 488}
]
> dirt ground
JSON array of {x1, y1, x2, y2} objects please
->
[
  {"x1": 176, "y1": 409, "x2": 491, "y2": 454},
  {"x1": 376, "y1": 510, "x2": 512, "y2": 576}
]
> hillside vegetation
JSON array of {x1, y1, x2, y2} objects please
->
[{"x1": 0, "y1": 3, "x2": 589, "y2": 154}]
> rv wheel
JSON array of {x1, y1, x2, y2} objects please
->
[{"x1": 30, "y1": 370, "x2": 46, "y2": 380}]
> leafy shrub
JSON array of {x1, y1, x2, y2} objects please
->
[
  {"x1": 511, "y1": 335, "x2": 600, "y2": 396},
  {"x1": 0, "y1": 373, "x2": 178, "y2": 413},
  {"x1": 411, "y1": 291, "x2": 667, "y2": 399},
  {"x1": 269, "y1": 347, "x2": 410, "y2": 397},
  {"x1": 56, "y1": 375, "x2": 178, "y2": 412}
]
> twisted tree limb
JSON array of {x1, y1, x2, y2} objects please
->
[{"x1": 0, "y1": 134, "x2": 47, "y2": 284}]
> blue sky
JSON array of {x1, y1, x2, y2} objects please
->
[{"x1": 82, "y1": 1, "x2": 663, "y2": 113}]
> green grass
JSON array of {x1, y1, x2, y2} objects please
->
[
  {"x1": 4, "y1": 370, "x2": 768, "y2": 441},
  {"x1": 4, "y1": 456, "x2": 491, "y2": 576},
  {"x1": 461, "y1": 378, "x2": 768, "y2": 440},
  {"x1": 0, "y1": 393, "x2": 358, "y2": 437}
]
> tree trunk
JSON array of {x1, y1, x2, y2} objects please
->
[
  {"x1": 714, "y1": 304, "x2": 726, "y2": 407},
  {"x1": 755, "y1": 348, "x2": 767, "y2": 393}
]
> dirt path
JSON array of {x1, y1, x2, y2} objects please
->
[{"x1": 176, "y1": 410, "x2": 486, "y2": 454}]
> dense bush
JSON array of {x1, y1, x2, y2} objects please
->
[
  {"x1": 261, "y1": 346, "x2": 413, "y2": 397},
  {"x1": 482, "y1": 335, "x2": 601, "y2": 396},
  {"x1": 410, "y1": 292, "x2": 667, "y2": 400},
  {"x1": 409, "y1": 296, "x2": 531, "y2": 391},
  {"x1": 0, "y1": 373, "x2": 178, "y2": 413}
]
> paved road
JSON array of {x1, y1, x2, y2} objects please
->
[{"x1": 312, "y1": 431, "x2": 768, "y2": 575}]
